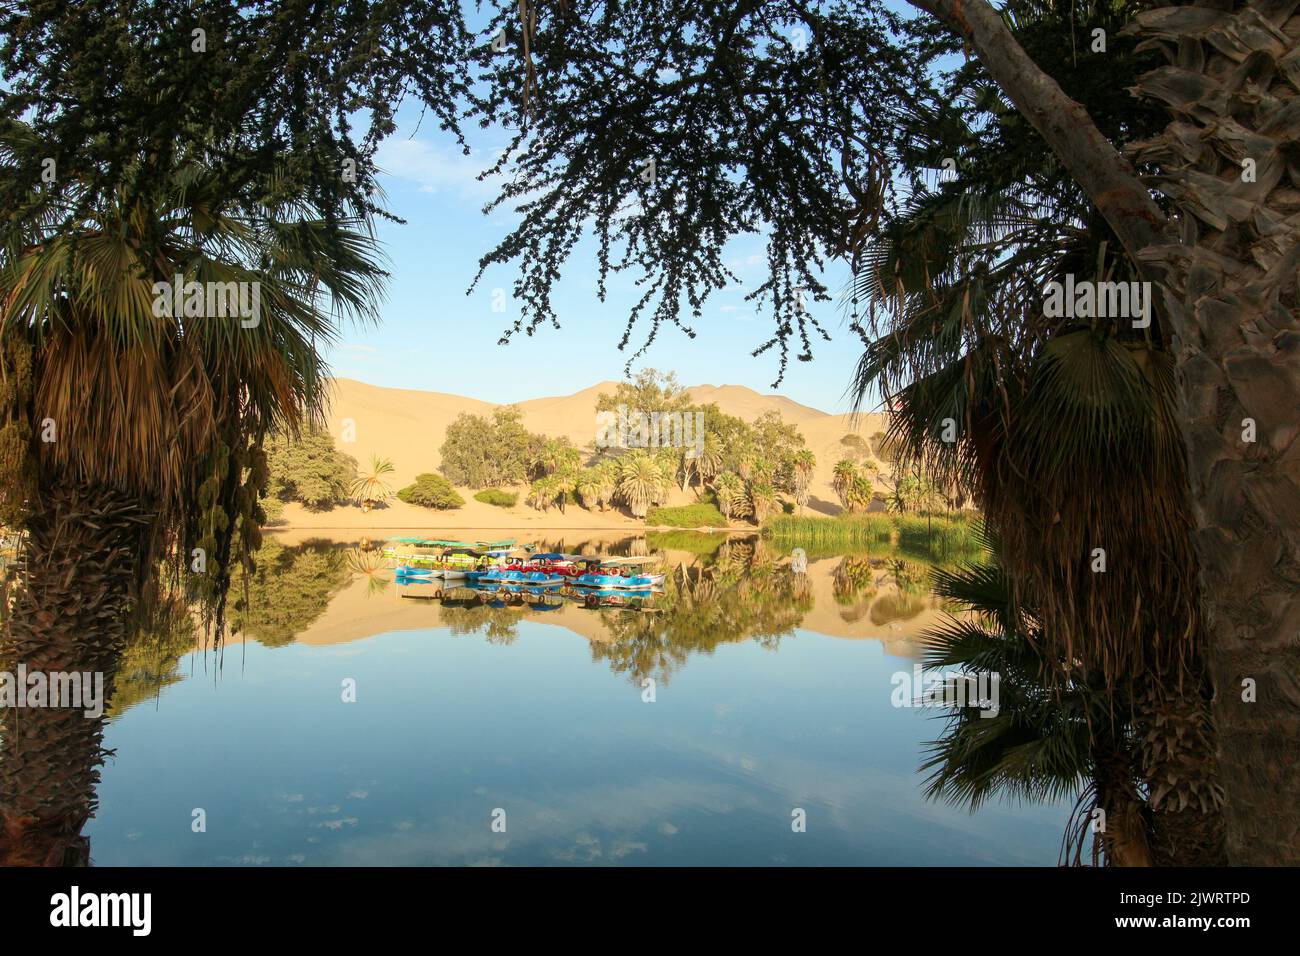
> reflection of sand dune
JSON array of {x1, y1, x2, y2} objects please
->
[{"x1": 213, "y1": 535, "x2": 942, "y2": 659}]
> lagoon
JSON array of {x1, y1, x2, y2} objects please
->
[{"x1": 82, "y1": 532, "x2": 1065, "y2": 866}]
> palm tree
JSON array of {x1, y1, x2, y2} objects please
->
[
  {"x1": 351, "y1": 455, "x2": 396, "y2": 511},
  {"x1": 886, "y1": 474, "x2": 943, "y2": 514},
  {"x1": 594, "y1": 459, "x2": 619, "y2": 511},
  {"x1": 831, "y1": 459, "x2": 859, "y2": 512},
  {"x1": 1127, "y1": 7, "x2": 1300, "y2": 860},
  {"x1": 615, "y1": 451, "x2": 665, "y2": 519},
  {"x1": 847, "y1": 42, "x2": 1225, "y2": 862},
  {"x1": 746, "y1": 482, "x2": 779, "y2": 525},
  {"x1": 575, "y1": 469, "x2": 601, "y2": 510},
  {"x1": 528, "y1": 436, "x2": 570, "y2": 480},
  {"x1": 920, "y1": 556, "x2": 1157, "y2": 866},
  {"x1": 791, "y1": 449, "x2": 816, "y2": 513},
  {"x1": 712, "y1": 471, "x2": 745, "y2": 522},
  {"x1": 0, "y1": 129, "x2": 385, "y2": 865}
]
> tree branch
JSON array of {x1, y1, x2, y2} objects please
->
[{"x1": 909, "y1": 0, "x2": 1168, "y2": 261}]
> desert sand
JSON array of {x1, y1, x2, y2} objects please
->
[{"x1": 275, "y1": 377, "x2": 886, "y2": 531}]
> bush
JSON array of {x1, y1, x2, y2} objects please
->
[
  {"x1": 646, "y1": 502, "x2": 730, "y2": 527},
  {"x1": 397, "y1": 473, "x2": 465, "y2": 510},
  {"x1": 474, "y1": 488, "x2": 518, "y2": 508}
]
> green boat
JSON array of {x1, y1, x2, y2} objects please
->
[{"x1": 385, "y1": 538, "x2": 524, "y2": 576}]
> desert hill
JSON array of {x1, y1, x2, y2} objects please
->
[{"x1": 274, "y1": 377, "x2": 885, "y2": 530}]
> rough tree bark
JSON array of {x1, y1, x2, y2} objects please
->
[
  {"x1": 911, "y1": 0, "x2": 1300, "y2": 863},
  {"x1": 0, "y1": 483, "x2": 148, "y2": 866},
  {"x1": 1125, "y1": 0, "x2": 1300, "y2": 865}
]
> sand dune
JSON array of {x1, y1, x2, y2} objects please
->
[{"x1": 289, "y1": 376, "x2": 886, "y2": 531}]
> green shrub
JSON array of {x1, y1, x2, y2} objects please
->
[
  {"x1": 646, "y1": 502, "x2": 729, "y2": 527},
  {"x1": 474, "y1": 488, "x2": 518, "y2": 508},
  {"x1": 397, "y1": 473, "x2": 465, "y2": 510}
]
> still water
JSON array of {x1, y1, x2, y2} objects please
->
[{"x1": 86, "y1": 533, "x2": 1066, "y2": 865}]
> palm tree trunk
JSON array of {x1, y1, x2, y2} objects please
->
[
  {"x1": 1126, "y1": 2, "x2": 1300, "y2": 864},
  {"x1": 1092, "y1": 748, "x2": 1152, "y2": 867},
  {"x1": 0, "y1": 483, "x2": 149, "y2": 866}
]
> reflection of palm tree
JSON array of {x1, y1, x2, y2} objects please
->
[
  {"x1": 0, "y1": 495, "x2": 147, "y2": 864},
  {"x1": 346, "y1": 546, "x2": 391, "y2": 597},
  {"x1": 832, "y1": 555, "x2": 876, "y2": 604},
  {"x1": 445, "y1": 604, "x2": 520, "y2": 645},
  {"x1": 110, "y1": 595, "x2": 199, "y2": 717},
  {"x1": 0, "y1": 132, "x2": 383, "y2": 863}
]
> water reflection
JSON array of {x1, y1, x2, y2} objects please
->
[{"x1": 2, "y1": 531, "x2": 1066, "y2": 865}]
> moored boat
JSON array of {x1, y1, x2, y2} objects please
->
[{"x1": 570, "y1": 556, "x2": 666, "y2": 590}]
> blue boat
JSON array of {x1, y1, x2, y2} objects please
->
[{"x1": 571, "y1": 557, "x2": 666, "y2": 590}]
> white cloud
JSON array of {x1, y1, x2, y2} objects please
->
[{"x1": 374, "y1": 138, "x2": 504, "y2": 199}]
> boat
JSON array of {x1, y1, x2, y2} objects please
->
[
  {"x1": 570, "y1": 556, "x2": 666, "y2": 590},
  {"x1": 384, "y1": 538, "x2": 521, "y2": 577},
  {"x1": 513, "y1": 552, "x2": 580, "y2": 586},
  {"x1": 523, "y1": 552, "x2": 585, "y2": 578},
  {"x1": 435, "y1": 547, "x2": 480, "y2": 580}
]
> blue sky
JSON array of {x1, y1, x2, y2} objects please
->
[{"x1": 324, "y1": 103, "x2": 870, "y2": 415}]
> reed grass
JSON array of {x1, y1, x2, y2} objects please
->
[
  {"x1": 763, "y1": 512, "x2": 984, "y2": 564},
  {"x1": 646, "y1": 503, "x2": 730, "y2": 528}
]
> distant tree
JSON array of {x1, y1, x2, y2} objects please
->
[
  {"x1": 849, "y1": 474, "x2": 877, "y2": 513},
  {"x1": 527, "y1": 474, "x2": 573, "y2": 513},
  {"x1": 439, "y1": 406, "x2": 536, "y2": 487},
  {"x1": 397, "y1": 473, "x2": 465, "y2": 510},
  {"x1": 528, "y1": 435, "x2": 580, "y2": 480},
  {"x1": 683, "y1": 432, "x2": 724, "y2": 493},
  {"x1": 575, "y1": 470, "x2": 602, "y2": 511},
  {"x1": 264, "y1": 431, "x2": 358, "y2": 510},
  {"x1": 595, "y1": 368, "x2": 692, "y2": 416},
  {"x1": 752, "y1": 411, "x2": 805, "y2": 491}
]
